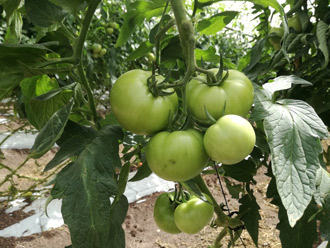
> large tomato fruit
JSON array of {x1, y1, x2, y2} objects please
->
[
  {"x1": 187, "y1": 69, "x2": 254, "y2": 123},
  {"x1": 110, "y1": 70, "x2": 178, "y2": 135},
  {"x1": 174, "y1": 194, "x2": 214, "y2": 234},
  {"x1": 204, "y1": 114, "x2": 256, "y2": 165},
  {"x1": 153, "y1": 193, "x2": 181, "y2": 234},
  {"x1": 288, "y1": 15, "x2": 302, "y2": 32},
  {"x1": 146, "y1": 129, "x2": 209, "y2": 182}
]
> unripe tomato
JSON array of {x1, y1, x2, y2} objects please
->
[
  {"x1": 92, "y1": 43, "x2": 102, "y2": 53},
  {"x1": 187, "y1": 69, "x2": 254, "y2": 124},
  {"x1": 288, "y1": 15, "x2": 302, "y2": 32},
  {"x1": 110, "y1": 70, "x2": 178, "y2": 135},
  {"x1": 146, "y1": 129, "x2": 209, "y2": 182},
  {"x1": 99, "y1": 48, "x2": 107, "y2": 56},
  {"x1": 153, "y1": 193, "x2": 181, "y2": 234},
  {"x1": 106, "y1": 27, "x2": 114, "y2": 35},
  {"x1": 174, "y1": 194, "x2": 214, "y2": 234},
  {"x1": 109, "y1": 21, "x2": 118, "y2": 29},
  {"x1": 204, "y1": 115, "x2": 256, "y2": 164},
  {"x1": 268, "y1": 27, "x2": 284, "y2": 51},
  {"x1": 146, "y1": 52, "x2": 156, "y2": 62}
]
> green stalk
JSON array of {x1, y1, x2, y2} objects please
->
[{"x1": 74, "y1": 0, "x2": 102, "y2": 130}]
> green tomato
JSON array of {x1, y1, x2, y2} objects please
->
[
  {"x1": 154, "y1": 193, "x2": 181, "y2": 234},
  {"x1": 204, "y1": 114, "x2": 256, "y2": 165},
  {"x1": 288, "y1": 15, "x2": 302, "y2": 32},
  {"x1": 187, "y1": 69, "x2": 254, "y2": 123},
  {"x1": 146, "y1": 52, "x2": 156, "y2": 62},
  {"x1": 268, "y1": 27, "x2": 284, "y2": 51},
  {"x1": 174, "y1": 194, "x2": 214, "y2": 234},
  {"x1": 99, "y1": 48, "x2": 107, "y2": 56},
  {"x1": 110, "y1": 70, "x2": 178, "y2": 135},
  {"x1": 92, "y1": 43, "x2": 102, "y2": 53},
  {"x1": 106, "y1": 27, "x2": 114, "y2": 35},
  {"x1": 109, "y1": 21, "x2": 118, "y2": 29},
  {"x1": 146, "y1": 129, "x2": 209, "y2": 182}
]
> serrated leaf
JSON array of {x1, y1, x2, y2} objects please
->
[
  {"x1": 197, "y1": 11, "x2": 238, "y2": 35},
  {"x1": 0, "y1": 43, "x2": 48, "y2": 100},
  {"x1": 125, "y1": 41, "x2": 154, "y2": 62},
  {"x1": 252, "y1": 87, "x2": 329, "y2": 227},
  {"x1": 115, "y1": 0, "x2": 167, "y2": 47},
  {"x1": 320, "y1": 194, "x2": 330, "y2": 240},
  {"x1": 239, "y1": 192, "x2": 261, "y2": 246},
  {"x1": 25, "y1": 0, "x2": 67, "y2": 27},
  {"x1": 316, "y1": 21, "x2": 329, "y2": 69},
  {"x1": 51, "y1": 125, "x2": 123, "y2": 248},
  {"x1": 222, "y1": 160, "x2": 257, "y2": 182},
  {"x1": 315, "y1": 167, "x2": 330, "y2": 206},
  {"x1": 108, "y1": 195, "x2": 129, "y2": 248},
  {"x1": 263, "y1": 75, "x2": 312, "y2": 96},
  {"x1": 277, "y1": 201, "x2": 318, "y2": 248},
  {"x1": 224, "y1": 178, "x2": 244, "y2": 199},
  {"x1": 29, "y1": 100, "x2": 74, "y2": 158}
]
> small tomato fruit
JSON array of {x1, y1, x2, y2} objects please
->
[{"x1": 92, "y1": 43, "x2": 102, "y2": 53}]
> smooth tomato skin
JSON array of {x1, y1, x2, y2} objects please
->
[
  {"x1": 269, "y1": 27, "x2": 284, "y2": 50},
  {"x1": 146, "y1": 129, "x2": 209, "y2": 182},
  {"x1": 153, "y1": 193, "x2": 181, "y2": 234},
  {"x1": 110, "y1": 70, "x2": 178, "y2": 135},
  {"x1": 204, "y1": 114, "x2": 256, "y2": 165},
  {"x1": 174, "y1": 194, "x2": 214, "y2": 234},
  {"x1": 187, "y1": 69, "x2": 254, "y2": 123}
]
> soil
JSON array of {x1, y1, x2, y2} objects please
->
[{"x1": 0, "y1": 148, "x2": 281, "y2": 248}]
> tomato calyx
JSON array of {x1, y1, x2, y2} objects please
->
[{"x1": 147, "y1": 72, "x2": 175, "y2": 97}]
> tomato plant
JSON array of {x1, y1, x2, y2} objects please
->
[
  {"x1": 110, "y1": 69, "x2": 178, "y2": 135},
  {"x1": 153, "y1": 192, "x2": 181, "y2": 234},
  {"x1": 204, "y1": 115, "x2": 256, "y2": 164},
  {"x1": 146, "y1": 129, "x2": 209, "y2": 182},
  {"x1": 174, "y1": 194, "x2": 214, "y2": 234},
  {"x1": 187, "y1": 69, "x2": 254, "y2": 123}
]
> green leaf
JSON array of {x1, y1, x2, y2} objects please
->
[
  {"x1": 224, "y1": 178, "x2": 244, "y2": 199},
  {"x1": 277, "y1": 201, "x2": 318, "y2": 248},
  {"x1": 320, "y1": 195, "x2": 330, "y2": 241},
  {"x1": 108, "y1": 195, "x2": 129, "y2": 248},
  {"x1": 20, "y1": 75, "x2": 72, "y2": 129},
  {"x1": 125, "y1": 41, "x2": 154, "y2": 62},
  {"x1": 316, "y1": 21, "x2": 330, "y2": 69},
  {"x1": 3, "y1": 0, "x2": 21, "y2": 21},
  {"x1": 239, "y1": 191, "x2": 261, "y2": 246},
  {"x1": 197, "y1": 11, "x2": 238, "y2": 35},
  {"x1": 44, "y1": 124, "x2": 96, "y2": 171},
  {"x1": 115, "y1": 0, "x2": 167, "y2": 47},
  {"x1": 129, "y1": 160, "x2": 152, "y2": 182},
  {"x1": 182, "y1": 178, "x2": 204, "y2": 198},
  {"x1": 49, "y1": 0, "x2": 87, "y2": 13},
  {"x1": 117, "y1": 162, "x2": 131, "y2": 199},
  {"x1": 252, "y1": 87, "x2": 329, "y2": 227},
  {"x1": 5, "y1": 10, "x2": 23, "y2": 44},
  {"x1": 29, "y1": 100, "x2": 74, "y2": 158},
  {"x1": 0, "y1": 43, "x2": 48, "y2": 100},
  {"x1": 222, "y1": 160, "x2": 257, "y2": 183},
  {"x1": 195, "y1": 46, "x2": 219, "y2": 63},
  {"x1": 262, "y1": 75, "x2": 312, "y2": 96},
  {"x1": 25, "y1": 0, "x2": 67, "y2": 27},
  {"x1": 51, "y1": 125, "x2": 123, "y2": 248},
  {"x1": 315, "y1": 167, "x2": 330, "y2": 206}
]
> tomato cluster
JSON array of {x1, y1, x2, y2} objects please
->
[
  {"x1": 153, "y1": 192, "x2": 214, "y2": 234},
  {"x1": 110, "y1": 68, "x2": 256, "y2": 234}
]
